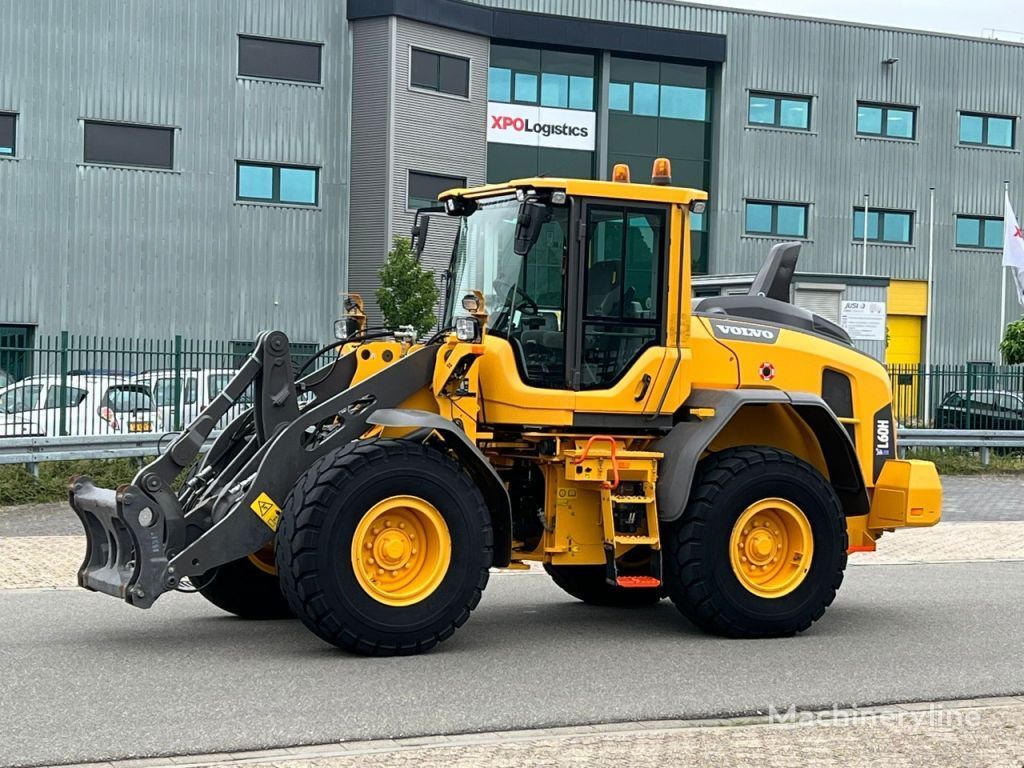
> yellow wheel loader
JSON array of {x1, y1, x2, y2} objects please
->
[{"x1": 70, "y1": 159, "x2": 942, "y2": 655}]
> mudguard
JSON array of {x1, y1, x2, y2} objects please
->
[
  {"x1": 367, "y1": 408, "x2": 513, "y2": 567},
  {"x1": 653, "y1": 388, "x2": 869, "y2": 522}
]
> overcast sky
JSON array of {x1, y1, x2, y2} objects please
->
[{"x1": 685, "y1": 0, "x2": 1024, "y2": 40}]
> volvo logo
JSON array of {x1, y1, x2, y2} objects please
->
[{"x1": 710, "y1": 321, "x2": 779, "y2": 344}]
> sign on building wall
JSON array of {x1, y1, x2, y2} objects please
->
[
  {"x1": 486, "y1": 102, "x2": 596, "y2": 152},
  {"x1": 840, "y1": 300, "x2": 886, "y2": 341}
]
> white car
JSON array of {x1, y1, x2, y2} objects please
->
[
  {"x1": 0, "y1": 375, "x2": 161, "y2": 437},
  {"x1": 132, "y1": 368, "x2": 253, "y2": 430}
]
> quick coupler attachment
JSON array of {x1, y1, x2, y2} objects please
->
[{"x1": 69, "y1": 475, "x2": 185, "y2": 608}]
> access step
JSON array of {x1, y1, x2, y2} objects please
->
[
  {"x1": 616, "y1": 575, "x2": 662, "y2": 589},
  {"x1": 610, "y1": 495, "x2": 655, "y2": 505},
  {"x1": 614, "y1": 534, "x2": 658, "y2": 546}
]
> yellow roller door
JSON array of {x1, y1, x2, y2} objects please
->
[{"x1": 886, "y1": 315, "x2": 922, "y2": 421}]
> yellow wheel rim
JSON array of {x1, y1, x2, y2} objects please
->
[
  {"x1": 351, "y1": 495, "x2": 451, "y2": 607},
  {"x1": 729, "y1": 498, "x2": 814, "y2": 599},
  {"x1": 247, "y1": 543, "x2": 278, "y2": 576}
]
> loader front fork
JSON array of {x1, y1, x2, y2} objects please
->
[
  {"x1": 69, "y1": 332, "x2": 440, "y2": 608},
  {"x1": 70, "y1": 331, "x2": 299, "y2": 605}
]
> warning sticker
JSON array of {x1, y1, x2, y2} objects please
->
[{"x1": 250, "y1": 492, "x2": 281, "y2": 531}]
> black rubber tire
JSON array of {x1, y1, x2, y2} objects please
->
[
  {"x1": 196, "y1": 555, "x2": 293, "y2": 619},
  {"x1": 664, "y1": 446, "x2": 847, "y2": 638},
  {"x1": 544, "y1": 560, "x2": 663, "y2": 607},
  {"x1": 275, "y1": 440, "x2": 493, "y2": 655}
]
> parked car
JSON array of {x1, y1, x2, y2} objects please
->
[
  {"x1": 0, "y1": 375, "x2": 161, "y2": 437},
  {"x1": 934, "y1": 389, "x2": 1024, "y2": 430},
  {"x1": 132, "y1": 368, "x2": 253, "y2": 429}
]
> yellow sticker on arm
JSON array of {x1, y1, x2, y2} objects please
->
[{"x1": 250, "y1": 492, "x2": 282, "y2": 531}]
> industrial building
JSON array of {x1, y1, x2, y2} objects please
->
[{"x1": 2, "y1": 0, "x2": 1023, "y2": 371}]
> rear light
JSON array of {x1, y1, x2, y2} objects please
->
[{"x1": 99, "y1": 406, "x2": 120, "y2": 431}]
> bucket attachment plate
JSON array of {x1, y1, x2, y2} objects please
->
[{"x1": 69, "y1": 477, "x2": 185, "y2": 608}]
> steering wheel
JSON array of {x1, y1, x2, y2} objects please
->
[{"x1": 493, "y1": 279, "x2": 540, "y2": 315}]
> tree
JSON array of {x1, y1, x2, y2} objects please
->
[
  {"x1": 1001, "y1": 316, "x2": 1024, "y2": 365},
  {"x1": 377, "y1": 236, "x2": 439, "y2": 337}
]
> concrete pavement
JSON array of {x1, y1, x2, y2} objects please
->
[{"x1": 56, "y1": 697, "x2": 1024, "y2": 768}]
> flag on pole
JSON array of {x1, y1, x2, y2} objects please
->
[{"x1": 1004, "y1": 192, "x2": 1024, "y2": 306}]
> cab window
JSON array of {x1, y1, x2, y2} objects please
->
[
  {"x1": 493, "y1": 205, "x2": 570, "y2": 389},
  {"x1": 44, "y1": 385, "x2": 88, "y2": 409},
  {"x1": 581, "y1": 206, "x2": 664, "y2": 388}
]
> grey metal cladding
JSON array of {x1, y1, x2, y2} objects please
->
[
  {"x1": 347, "y1": 0, "x2": 727, "y2": 62},
  {"x1": 348, "y1": 16, "x2": 394, "y2": 326},
  {"x1": 0, "y1": 0, "x2": 349, "y2": 343},
  {"x1": 369, "y1": 17, "x2": 489, "y2": 326}
]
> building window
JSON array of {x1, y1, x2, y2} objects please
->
[
  {"x1": 236, "y1": 162, "x2": 318, "y2": 206},
  {"x1": 955, "y1": 215, "x2": 1003, "y2": 249},
  {"x1": 489, "y1": 46, "x2": 594, "y2": 111},
  {"x1": 852, "y1": 208, "x2": 913, "y2": 244},
  {"x1": 744, "y1": 201, "x2": 808, "y2": 238},
  {"x1": 237, "y1": 36, "x2": 322, "y2": 84},
  {"x1": 959, "y1": 112, "x2": 1015, "y2": 148},
  {"x1": 410, "y1": 48, "x2": 469, "y2": 98},
  {"x1": 748, "y1": 92, "x2": 811, "y2": 130},
  {"x1": 0, "y1": 113, "x2": 15, "y2": 156},
  {"x1": 83, "y1": 121, "x2": 174, "y2": 169},
  {"x1": 856, "y1": 102, "x2": 916, "y2": 139},
  {"x1": 408, "y1": 171, "x2": 465, "y2": 210},
  {"x1": 608, "y1": 68, "x2": 707, "y2": 122}
]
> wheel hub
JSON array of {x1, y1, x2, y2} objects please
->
[
  {"x1": 729, "y1": 498, "x2": 814, "y2": 598},
  {"x1": 351, "y1": 495, "x2": 451, "y2": 607}
]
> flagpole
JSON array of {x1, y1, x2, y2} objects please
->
[
  {"x1": 862, "y1": 193, "x2": 869, "y2": 274},
  {"x1": 924, "y1": 187, "x2": 934, "y2": 423},
  {"x1": 1001, "y1": 180, "x2": 1009, "y2": 349}
]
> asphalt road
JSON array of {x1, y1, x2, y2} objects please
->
[{"x1": 2, "y1": 561, "x2": 1023, "y2": 767}]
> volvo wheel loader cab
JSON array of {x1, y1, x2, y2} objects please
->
[{"x1": 70, "y1": 159, "x2": 942, "y2": 655}]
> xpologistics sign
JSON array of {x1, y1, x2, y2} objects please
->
[
  {"x1": 486, "y1": 102, "x2": 596, "y2": 151},
  {"x1": 490, "y1": 115, "x2": 589, "y2": 139}
]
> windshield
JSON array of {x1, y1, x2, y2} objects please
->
[{"x1": 443, "y1": 197, "x2": 569, "y2": 334}]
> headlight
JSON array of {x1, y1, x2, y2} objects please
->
[
  {"x1": 334, "y1": 317, "x2": 361, "y2": 340},
  {"x1": 454, "y1": 316, "x2": 480, "y2": 342}
]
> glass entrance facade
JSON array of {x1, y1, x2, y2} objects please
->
[
  {"x1": 486, "y1": 45, "x2": 715, "y2": 273},
  {"x1": 486, "y1": 44, "x2": 597, "y2": 182}
]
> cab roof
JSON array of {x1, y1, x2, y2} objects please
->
[{"x1": 439, "y1": 177, "x2": 707, "y2": 206}]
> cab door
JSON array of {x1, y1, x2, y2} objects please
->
[{"x1": 572, "y1": 200, "x2": 673, "y2": 421}]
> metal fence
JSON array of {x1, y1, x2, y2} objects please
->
[
  {"x1": 0, "y1": 333, "x2": 319, "y2": 436},
  {"x1": 887, "y1": 363, "x2": 1024, "y2": 429}
]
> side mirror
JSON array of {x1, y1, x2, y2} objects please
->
[
  {"x1": 412, "y1": 215, "x2": 430, "y2": 260},
  {"x1": 514, "y1": 201, "x2": 550, "y2": 256}
]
